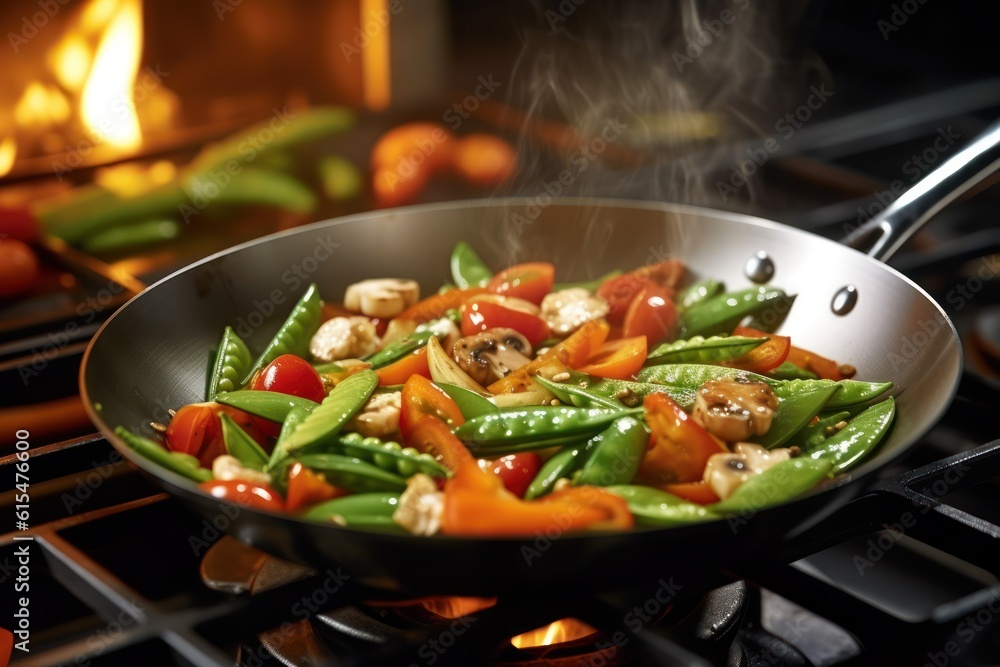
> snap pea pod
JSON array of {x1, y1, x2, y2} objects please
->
[
  {"x1": 319, "y1": 155, "x2": 363, "y2": 201},
  {"x1": 676, "y1": 278, "x2": 724, "y2": 311},
  {"x1": 450, "y1": 241, "x2": 493, "y2": 289},
  {"x1": 242, "y1": 283, "x2": 324, "y2": 385},
  {"x1": 709, "y1": 456, "x2": 834, "y2": 515},
  {"x1": 784, "y1": 411, "x2": 851, "y2": 450},
  {"x1": 266, "y1": 405, "x2": 311, "y2": 479},
  {"x1": 294, "y1": 454, "x2": 407, "y2": 493},
  {"x1": 773, "y1": 378, "x2": 893, "y2": 409},
  {"x1": 636, "y1": 363, "x2": 772, "y2": 388},
  {"x1": 576, "y1": 416, "x2": 648, "y2": 487},
  {"x1": 313, "y1": 361, "x2": 345, "y2": 374},
  {"x1": 185, "y1": 167, "x2": 317, "y2": 214},
  {"x1": 678, "y1": 286, "x2": 791, "y2": 338},
  {"x1": 753, "y1": 385, "x2": 839, "y2": 450},
  {"x1": 219, "y1": 412, "x2": 269, "y2": 469},
  {"x1": 363, "y1": 329, "x2": 437, "y2": 369},
  {"x1": 302, "y1": 492, "x2": 403, "y2": 532},
  {"x1": 114, "y1": 426, "x2": 212, "y2": 482},
  {"x1": 534, "y1": 375, "x2": 625, "y2": 411},
  {"x1": 646, "y1": 335, "x2": 767, "y2": 365},
  {"x1": 80, "y1": 218, "x2": 180, "y2": 253},
  {"x1": 215, "y1": 390, "x2": 319, "y2": 423},
  {"x1": 439, "y1": 383, "x2": 500, "y2": 420},
  {"x1": 525, "y1": 445, "x2": 585, "y2": 500},
  {"x1": 206, "y1": 326, "x2": 253, "y2": 401},
  {"x1": 552, "y1": 269, "x2": 623, "y2": 294},
  {"x1": 280, "y1": 369, "x2": 378, "y2": 453},
  {"x1": 453, "y1": 406, "x2": 643, "y2": 456},
  {"x1": 335, "y1": 432, "x2": 450, "y2": 479},
  {"x1": 806, "y1": 398, "x2": 895, "y2": 473},
  {"x1": 545, "y1": 370, "x2": 697, "y2": 409},
  {"x1": 768, "y1": 361, "x2": 819, "y2": 381},
  {"x1": 606, "y1": 485, "x2": 719, "y2": 526}
]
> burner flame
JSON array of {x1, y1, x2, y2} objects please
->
[{"x1": 510, "y1": 618, "x2": 597, "y2": 649}]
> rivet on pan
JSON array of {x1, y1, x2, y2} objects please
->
[
  {"x1": 832, "y1": 285, "x2": 858, "y2": 315},
  {"x1": 745, "y1": 251, "x2": 774, "y2": 283}
]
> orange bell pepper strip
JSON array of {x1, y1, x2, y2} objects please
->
[
  {"x1": 488, "y1": 319, "x2": 610, "y2": 394},
  {"x1": 637, "y1": 393, "x2": 726, "y2": 485},
  {"x1": 395, "y1": 287, "x2": 489, "y2": 324},
  {"x1": 375, "y1": 346, "x2": 431, "y2": 386},
  {"x1": 785, "y1": 344, "x2": 847, "y2": 381}
]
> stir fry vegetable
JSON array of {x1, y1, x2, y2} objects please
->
[{"x1": 117, "y1": 241, "x2": 896, "y2": 537}]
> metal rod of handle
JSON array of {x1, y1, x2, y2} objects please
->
[{"x1": 843, "y1": 118, "x2": 1000, "y2": 262}]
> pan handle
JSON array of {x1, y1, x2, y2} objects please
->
[{"x1": 843, "y1": 118, "x2": 1000, "y2": 262}]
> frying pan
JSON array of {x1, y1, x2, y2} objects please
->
[{"x1": 80, "y1": 120, "x2": 1000, "y2": 596}]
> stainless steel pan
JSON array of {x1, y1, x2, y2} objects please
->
[{"x1": 79, "y1": 120, "x2": 1000, "y2": 596}]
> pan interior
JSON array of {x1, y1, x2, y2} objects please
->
[{"x1": 82, "y1": 198, "x2": 960, "y2": 501}]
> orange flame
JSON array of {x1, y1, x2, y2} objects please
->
[
  {"x1": 0, "y1": 139, "x2": 16, "y2": 178},
  {"x1": 360, "y1": 0, "x2": 391, "y2": 110},
  {"x1": 418, "y1": 596, "x2": 496, "y2": 619},
  {"x1": 510, "y1": 618, "x2": 598, "y2": 649}
]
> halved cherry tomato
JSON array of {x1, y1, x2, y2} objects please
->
[
  {"x1": 489, "y1": 453, "x2": 542, "y2": 498},
  {"x1": 486, "y1": 262, "x2": 554, "y2": 305},
  {"x1": 661, "y1": 481, "x2": 721, "y2": 505},
  {"x1": 286, "y1": 462, "x2": 348, "y2": 512},
  {"x1": 0, "y1": 239, "x2": 40, "y2": 299},
  {"x1": 198, "y1": 480, "x2": 285, "y2": 511},
  {"x1": 726, "y1": 325, "x2": 790, "y2": 373},
  {"x1": 396, "y1": 287, "x2": 489, "y2": 324},
  {"x1": 375, "y1": 346, "x2": 431, "y2": 386},
  {"x1": 166, "y1": 403, "x2": 269, "y2": 468},
  {"x1": 251, "y1": 354, "x2": 327, "y2": 404},
  {"x1": 400, "y1": 375, "x2": 466, "y2": 442},
  {"x1": 460, "y1": 294, "x2": 551, "y2": 346},
  {"x1": 0, "y1": 206, "x2": 41, "y2": 243},
  {"x1": 622, "y1": 283, "x2": 677, "y2": 345},
  {"x1": 488, "y1": 319, "x2": 609, "y2": 394},
  {"x1": 597, "y1": 259, "x2": 683, "y2": 324},
  {"x1": 637, "y1": 393, "x2": 725, "y2": 485},
  {"x1": 578, "y1": 336, "x2": 648, "y2": 380},
  {"x1": 786, "y1": 344, "x2": 844, "y2": 381}
]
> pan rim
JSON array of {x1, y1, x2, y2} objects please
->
[{"x1": 79, "y1": 196, "x2": 964, "y2": 543}]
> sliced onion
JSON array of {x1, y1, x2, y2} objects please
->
[{"x1": 426, "y1": 336, "x2": 489, "y2": 395}]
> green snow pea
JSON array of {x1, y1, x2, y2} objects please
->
[
  {"x1": 334, "y1": 432, "x2": 450, "y2": 479},
  {"x1": 453, "y1": 406, "x2": 643, "y2": 456},
  {"x1": 524, "y1": 445, "x2": 584, "y2": 500},
  {"x1": 215, "y1": 390, "x2": 319, "y2": 423},
  {"x1": 242, "y1": 283, "x2": 323, "y2": 385},
  {"x1": 534, "y1": 375, "x2": 625, "y2": 411},
  {"x1": 768, "y1": 361, "x2": 819, "y2": 381},
  {"x1": 636, "y1": 363, "x2": 772, "y2": 388},
  {"x1": 314, "y1": 361, "x2": 345, "y2": 374},
  {"x1": 806, "y1": 398, "x2": 895, "y2": 473},
  {"x1": 280, "y1": 369, "x2": 378, "y2": 453},
  {"x1": 438, "y1": 383, "x2": 500, "y2": 420},
  {"x1": 785, "y1": 411, "x2": 851, "y2": 450},
  {"x1": 753, "y1": 384, "x2": 840, "y2": 450},
  {"x1": 773, "y1": 378, "x2": 893, "y2": 409},
  {"x1": 576, "y1": 416, "x2": 648, "y2": 487},
  {"x1": 363, "y1": 329, "x2": 437, "y2": 369},
  {"x1": 606, "y1": 485, "x2": 719, "y2": 526},
  {"x1": 294, "y1": 453, "x2": 407, "y2": 493},
  {"x1": 646, "y1": 335, "x2": 767, "y2": 365},
  {"x1": 709, "y1": 456, "x2": 834, "y2": 515},
  {"x1": 207, "y1": 326, "x2": 253, "y2": 400},
  {"x1": 676, "y1": 278, "x2": 724, "y2": 311},
  {"x1": 265, "y1": 405, "x2": 311, "y2": 479},
  {"x1": 450, "y1": 241, "x2": 493, "y2": 289},
  {"x1": 678, "y1": 286, "x2": 792, "y2": 338},
  {"x1": 218, "y1": 412, "x2": 269, "y2": 470},
  {"x1": 303, "y1": 492, "x2": 403, "y2": 531},
  {"x1": 114, "y1": 426, "x2": 212, "y2": 483}
]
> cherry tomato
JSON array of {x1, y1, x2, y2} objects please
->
[
  {"x1": 460, "y1": 294, "x2": 551, "y2": 346},
  {"x1": 487, "y1": 262, "x2": 555, "y2": 306},
  {"x1": 451, "y1": 134, "x2": 516, "y2": 186},
  {"x1": 637, "y1": 393, "x2": 725, "y2": 485},
  {"x1": 622, "y1": 283, "x2": 677, "y2": 345},
  {"x1": 0, "y1": 239, "x2": 40, "y2": 299},
  {"x1": 198, "y1": 480, "x2": 285, "y2": 511},
  {"x1": 577, "y1": 336, "x2": 648, "y2": 380},
  {"x1": 166, "y1": 403, "x2": 269, "y2": 468},
  {"x1": 286, "y1": 462, "x2": 348, "y2": 512},
  {"x1": 375, "y1": 346, "x2": 431, "y2": 386},
  {"x1": 488, "y1": 453, "x2": 542, "y2": 498},
  {"x1": 250, "y1": 354, "x2": 326, "y2": 404},
  {"x1": 786, "y1": 344, "x2": 844, "y2": 380},
  {"x1": 726, "y1": 325, "x2": 790, "y2": 373},
  {"x1": 597, "y1": 260, "x2": 683, "y2": 324},
  {"x1": 372, "y1": 164, "x2": 431, "y2": 208},
  {"x1": 0, "y1": 206, "x2": 41, "y2": 243},
  {"x1": 371, "y1": 122, "x2": 455, "y2": 172},
  {"x1": 400, "y1": 375, "x2": 466, "y2": 442},
  {"x1": 661, "y1": 481, "x2": 721, "y2": 505}
]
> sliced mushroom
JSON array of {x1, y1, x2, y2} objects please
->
[
  {"x1": 344, "y1": 279, "x2": 420, "y2": 318},
  {"x1": 347, "y1": 391, "x2": 402, "y2": 438},
  {"x1": 540, "y1": 288, "x2": 611, "y2": 336},
  {"x1": 452, "y1": 328, "x2": 533, "y2": 387},
  {"x1": 703, "y1": 442, "x2": 793, "y2": 500},
  {"x1": 393, "y1": 473, "x2": 444, "y2": 536},
  {"x1": 310, "y1": 316, "x2": 381, "y2": 362},
  {"x1": 692, "y1": 377, "x2": 778, "y2": 442}
]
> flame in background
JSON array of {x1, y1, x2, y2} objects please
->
[
  {"x1": 360, "y1": 0, "x2": 391, "y2": 110},
  {"x1": 0, "y1": 139, "x2": 16, "y2": 178},
  {"x1": 510, "y1": 618, "x2": 597, "y2": 649},
  {"x1": 80, "y1": 0, "x2": 143, "y2": 149}
]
